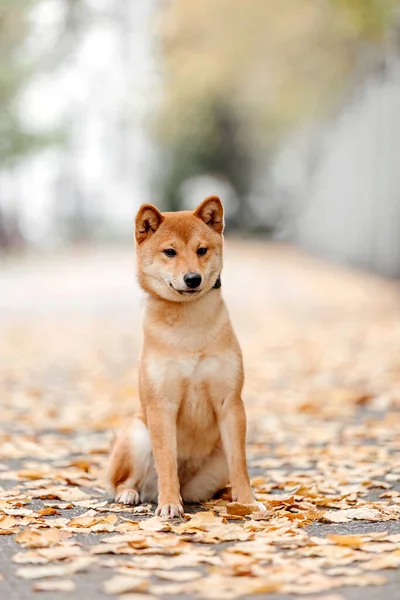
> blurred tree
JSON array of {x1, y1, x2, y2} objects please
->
[
  {"x1": 155, "y1": 0, "x2": 400, "y2": 228},
  {"x1": 160, "y1": 99, "x2": 251, "y2": 215},
  {"x1": 0, "y1": 0, "x2": 56, "y2": 247},
  {"x1": 332, "y1": 0, "x2": 399, "y2": 40},
  {"x1": 0, "y1": 0, "x2": 89, "y2": 248},
  {"x1": 1, "y1": 1, "x2": 41, "y2": 165}
]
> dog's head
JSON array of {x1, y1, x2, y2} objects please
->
[{"x1": 135, "y1": 196, "x2": 224, "y2": 302}]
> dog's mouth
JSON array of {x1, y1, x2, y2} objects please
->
[{"x1": 169, "y1": 283, "x2": 201, "y2": 296}]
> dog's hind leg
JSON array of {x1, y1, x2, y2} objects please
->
[
  {"x1": 181, "y1": 448, "x2": 229, "y2": 503},
  {"x1": 108, "y1": 417, "x2": 158, "y2": 505}
]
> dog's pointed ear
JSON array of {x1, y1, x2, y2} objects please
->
[
  {"x1": 194, "y1": 196, "x2": 224, "y2": 234},
  {"x1": 135, "y1": 204, "x2": 164, "y2": 244}
]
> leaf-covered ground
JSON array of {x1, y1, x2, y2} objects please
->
[{"x1": 1, "y1": 242, "x2": 400, "y2": 600}]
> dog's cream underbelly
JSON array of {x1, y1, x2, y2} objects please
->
[
  {"x1": 177, "y1": 354, "x2": 224, "y2": 461},
  {"x1": 176, "y1": 382, "x2": 220, "y2": 462}
]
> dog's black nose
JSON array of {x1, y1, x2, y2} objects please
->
[{"x1": 184, "y1": 273, "x2": 202, "y2": 289}]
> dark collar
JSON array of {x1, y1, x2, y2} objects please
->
[{"x1": 213, "y1": 275, "x2": 222, "y2": 289}]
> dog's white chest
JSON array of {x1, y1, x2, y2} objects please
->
[
  {"x1": 177, "y1": 356, "x2": 220, "y2": 381},
  {"x1": 146, "y1": 349, "x2": 238, "y2": 404},
  {"x1": 147, "y1": 353, "x2": 222, "y2": 392}
]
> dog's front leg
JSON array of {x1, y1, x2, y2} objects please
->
[
  {"x1": 146, "y1": 403, "x2": 183, "y2": 518},
  {"x1": 217, "y1": 397, "x2": 263, "y2": 508}
]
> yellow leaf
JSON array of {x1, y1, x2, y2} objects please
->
[
  {"x1": 15, "y1": 529, "x2": 61, "y2": 549},
  {"x1": 103, "y1": 575, "x2": 149, "y2": 595},
  {"x1": 226, "y1": 502, "x2": 259, "y2": 517},
  {"x1": 327, "y1": 534, "x2": 364, "y2": 547},
  {"x1": 138, "y1": 517, "x2": 171, "y2": 532},
  {"x1": 154, "y1": 570, "x2": 202, "y2": 582},
  {"x1": 33, "y1": 579, "x2": 75, "y2": 592}
]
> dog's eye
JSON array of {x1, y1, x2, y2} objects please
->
[
  {"x1": 163, "y1": 248, "x2": 177, "y2": 257},
  {"x1": 197, "y1": 247, "x2": 208, "y2": 256}
]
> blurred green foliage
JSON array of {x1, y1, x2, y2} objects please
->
[
  {"x1": 0, "y1": 0, "x2": 69, "y2": 166},
  {"x1": 156, "y1": 0, "x2": 400, "y2": 217},
  {"x1": 333, "y1": 0, "x2": 398, "y2": 39}
]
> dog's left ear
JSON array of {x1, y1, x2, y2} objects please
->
[{"x1": 194, "y1": 196, "x2": 224, "y2": 234}]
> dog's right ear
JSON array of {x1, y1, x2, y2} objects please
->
[{"x1": 135, "y1": 204, "x2": 164, "y2": 244}]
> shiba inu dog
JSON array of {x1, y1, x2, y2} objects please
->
[{"x1": 108, "y1": 196, "x2": 263, "y2": 518}]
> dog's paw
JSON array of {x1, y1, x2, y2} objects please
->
[
  {"x1": 255, "y1": 501, "x2": 267, "y2": 513},
  {"x1": 115, "y1": 488, "x2": 140, "y2": 505},
  {"x1": 156, "y1": 503, "x2": 184, "y2": 519},
  {"x1": 235, "y1": 496, "x2": 268, "y2": 514}
]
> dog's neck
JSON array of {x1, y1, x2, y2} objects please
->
[{"x1": 145, "y1": 286, "x2": 225, "y2": 331}]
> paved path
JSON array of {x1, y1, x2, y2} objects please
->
[{"x1": 1, "y1": 241, "x2": 400, "y2": 600}]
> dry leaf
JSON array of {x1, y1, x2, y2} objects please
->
[
  {"x1": 360, "y1": 555, "x2": 400, "y2": 570},
  {"x1": 37, "y1": 507, "x2": 59, "y2": 516},
  {"x1": 30, "y1": 487, "x2": 91, "y2": 502},
  {"x1": 3, "y1": 508, "x2": 34, "y2": 516},
  {"x1": 0, "y1": 515, "x2": 17, "y2": 533},
  {"x1": 13, "y1": 545, "x2": 83, "y2": 565},
  {"x1": 154, "y1": 570, "x2": 202, "y2": 582},
  {"x1": 67, "y1": 516, "x2": 97, "y2": 528},
  {"x1": 323, "y1": 507, "x2": 382, "y2": 523},
  {"x1": 103, "y1": 575, "x2": 149, "y2": 595},
  {"x1": 15, "y1": 528, "x2": 61, "y2": 549},
  {"x1": 327, "y1": 535, "x2": 364, "y2": 547},
  {"x1": 226, "y1": 502, "x2": 259, "y2": 517},
  {"x1": 171, "y1": 511, "x2": 219, "y2": 534},
  {"x1": 138, "y1": 517, "x2": 171, "y2": 532},
  {"x1": 117, "y1": 595, "x2": 157, "y2": 600},
  {"x1": 302, "y1": 596, "x2": 346, "y2": 600},
  {"x1": 33, "y1": 579, "x2": 76, "y2": 592},
  {"x1": 17, "y1": 557, "x2": 95, "y2": 579}
]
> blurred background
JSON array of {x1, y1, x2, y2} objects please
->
[{"x1": 1, "y1": 0, "x2": 400, "y2": 276}]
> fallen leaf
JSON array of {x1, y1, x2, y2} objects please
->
[
  {"x1": 13, "y1": 545, "x2": 83, "y2": 565},
  {"x1": 327, "y1": 535, "x2": 364, "y2": 547},
  {"x1": 103, "y1": 575, "x2": 149, "y2": 595},
  {"x1": 323, "y1": 507, "x2": 382, "y2": 523},
  {"x1": 138, "y1": 517, "x2": 171, "y2": 532},
  {"x1": 30, "y1": 487, "x2": 91, "y2": 502},
  {"x1": 33, "y1": 579, "x2": 76, "y2": 592},
  {"x1": 17, "y1": 557, "x2": 94, "y2": 579},
  {"x1": 0, "y1": 515, "x2": 17, "y2": 532},
  {"x1": 117, "y1": 595, "x2": 157, "y2": 600},
  {"x1": 302, "y1": 596, "x2": 346, "y2": 600},
  {"x1": 154, "y1": 570, "x2": 202, "y2": 582},
  {"x1": 37, "y1": 507, "x2": 59, "y2": 516},
  {"x1": 225, "y1": 502, "x2": 260, "y2": 517},
  {"x1": 15, "y1": 529, "x2": 61, "y2": 549},
  {"x1": 360, "y1": 555, "x2": 400, "y2": 570}
]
